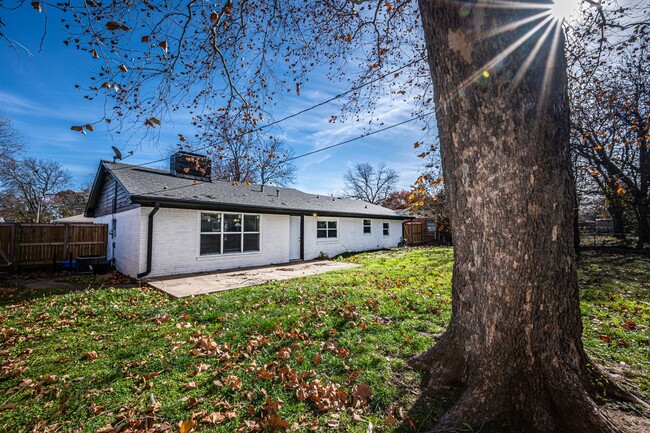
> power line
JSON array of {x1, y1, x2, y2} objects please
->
[
  {"x1": 139, "y1": 110, "x2": 435, "y2": 196},
  {"x1": 284, "y1": 110, "x2": 435, "y2": 163},
  {"x1": 113, "y1": 59, "x2": 422, "y2": 170}
]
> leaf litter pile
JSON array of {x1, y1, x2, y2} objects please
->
[{"x1": 1, "y1": 248, "x2": 649, "y2": 433}]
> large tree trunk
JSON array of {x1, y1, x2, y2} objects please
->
[
  {"x1": 411, "y1": 2, "x2": 642, "y2": 432},
  {"x1": 636, "y1": 199, "x2": 649, "y2": 248}
]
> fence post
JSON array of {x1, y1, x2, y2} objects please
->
[
  {"x1": 63, "y1": 223, "x2": 69, "y2": 258},
  {"x1": 12, "y1": 223, "x2": 19, "y2": 272}
]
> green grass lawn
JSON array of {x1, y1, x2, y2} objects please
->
[{"x1": 0, "y1": 247, "x2": 648, "y2": 433}]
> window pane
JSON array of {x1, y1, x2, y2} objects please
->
[
  {"x1": 317, "y1": 221, "x2": 327, "y2": 229},
  {"x1": 328, "y1": 221, "x2": 337, "y2": 229},
  {"x1": 317, "y1": 229, "x2": 327, "y2": 238},
  {"x1": 244, "y1": 215, "x2": 259, "y2": 232},
  {"x1": 243, "y1": 233, "x2": 260, "y2": 252},
  {"x1": 200, "y1": 234, "x2": 221, "y2": 255},
  {"x1": 364, "y1": 219, "x2": 371, "y2": 226},
  {"x1": 223, "y1": 233, "x2": 242, "y2": 253},
  {"x1": 328, "y1": 230, "x2": 337, "y2": 238},
  {"x1": 201, "y1": 213, "x2": 221, "y2": 233},
  {"x1": 224, "y1": 214, "x2": 242, "y2": 232}
]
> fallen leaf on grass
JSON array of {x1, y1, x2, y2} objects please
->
[
  {"x1": 179, "y1": 419, "x2": 195, "y2": 433},
  {"x1": 89, "y1": 403, "x2": 106, "y2": 415},
  {"x1": 262, "y1": 413, "x2": 290, "y2": 431},
  {"x1": 202, "y1": 412, "x2": 226, "y2": 425},
  {"x1": 183, "y1": 381, "x2": 198, "y2": 390},
  {"x1": 622, "y1": 319, "x2": 637, "y2": 330},
  {"x1": 224, "y1": 375, "x2": 242, "y2": 391},
  {"x1": 351, "y1": 382, "x2": 373, "y2": 408},
  {"x1": 186, "y1": 396, "x2": 200, "y2": 409},
  {"x1": 84, "y1": 351, "x2": 98, "y2": 360}
]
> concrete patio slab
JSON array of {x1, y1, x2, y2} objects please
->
[{"x1": 145, "y1": 260, "x2": 361, "y2": 298}]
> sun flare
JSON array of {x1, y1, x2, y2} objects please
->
[{"x1": 549, "y1": 0, "x2": 581, "y2": 22}]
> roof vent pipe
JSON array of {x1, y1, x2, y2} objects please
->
[
  {"x1": 276, "y1": 189, "x2": 280, "y2": 197},
  {"x1": 260, "y1": 184, "x2": 264, "y2": 192}
]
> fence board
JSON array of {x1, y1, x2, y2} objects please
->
[{"x1": 0, "y1": 223, "x2": 107, "y2": 271}]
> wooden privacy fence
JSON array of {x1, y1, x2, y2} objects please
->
[
  {"x1": 0, "y1": 223, "x2": 108, "y2": 271},
  {"x1": 403, "y1": 221, "x2": 426, "y2": 245}
]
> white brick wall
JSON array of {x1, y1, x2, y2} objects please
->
[
  {"x1": 303, "y1": 216, "x2": 403, "y2": 260},
  {"x1": 97, "y1": 207, "x2": 404, "y2": 278},
  {"x1": 143, "y1": 207, "x2": 291, "y2": 278},
  {"x1": 95, "y1": 207, "x2": 144, "y2": 278}
]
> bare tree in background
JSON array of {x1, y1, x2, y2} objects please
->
[
  {"x1": 0, "y1": 158, "x2": 72, "y2": 223},
  {"x1": 571, "y1": 42, "x2": 649, "y2": 248},
  {"x1": 253, "y1": 138, "x2": 297, "y2": 186},
  {"x1": 195, "y1": 116, "x2": 298, "y2": 186},
  {"x1": 0, "y1": 112, "x2": 27, "y2": 171},
  {"x1": 343, "y1": 162, "x2": 398, "y2": 204}
]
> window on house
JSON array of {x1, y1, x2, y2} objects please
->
[
  {"x1": 200, "y1": 212, "x2": 260, "y2": 255},
  {"x1": 383, "y1": 222, "x2": 390, "y2": 236},
  {"x1": 200, "y1": 213, "x2": 222, "y2": 255},
  {"x1": 317, "y1": 220, "x2": 337, "y2": 239},
  {"x1": 363, "y1": 219, "x2": 372, "y2": 234}
]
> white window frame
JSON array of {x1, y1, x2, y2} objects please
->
[
  {"x1": 383, "y1": 222, "x2": 390, "y2": 236},
  {"x1": 198, "y1": 212, "x2": 261, "y2": 256},
  {"x1": 363, "y1": 219, "x2": 372, "y2": 235}
]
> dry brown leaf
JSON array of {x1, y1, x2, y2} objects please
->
[
  {"x1": 183, "y1": 381, "x2": 198, "y2": 390},
  {"x1": 202, "y1": 412, "x2": 225, "y2": 425},
  {"x1": 186, "y1": 396, "x2": 200, "y2": 409},
  {"x1": 262, "y1": 413, "x2": 290, "y2": 431}
]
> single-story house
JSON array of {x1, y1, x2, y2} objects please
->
[{"x1": 85, "y1": 152, "x2": 410, "y2": 279}]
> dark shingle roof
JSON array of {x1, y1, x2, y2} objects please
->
[{"x1": 91, "y1": 161, "x2": 408, "y2": 219}]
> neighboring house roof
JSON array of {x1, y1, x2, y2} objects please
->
[
  {"x1": 86, "y1": 161, "x2": 410, "y2": 220},
  {"x1": 53, "y1": 214, "x2": 95, "y2": 223}
]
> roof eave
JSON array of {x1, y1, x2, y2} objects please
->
[{"x1": 130, "y1": 195, "x2": 411, "y2": 220}]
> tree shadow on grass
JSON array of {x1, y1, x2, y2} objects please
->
[
  {"x1": 0, "y1": 271, "x2": 137, "y2": 306},
  {"x1": 579, "y1": 252, "x2": 650, "y2": 302},
  {"x1": 0, "y1": 283, "x2": 92, "y2": 306}
]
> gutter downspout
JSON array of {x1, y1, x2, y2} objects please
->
[{"x1": 137, "y1": 203, "x2": 160, "y2": 279}]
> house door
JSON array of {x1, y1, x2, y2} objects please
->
[{"x1": 289, "y1": 216, "x2": 301, "y2": 260}]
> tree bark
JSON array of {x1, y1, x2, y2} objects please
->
[
  {"x1": 636, "y1": 198, "x2": 649, "y2": 248},
  {"x1": 411, "y1": 1, "x2": 643, "y2": 431}
]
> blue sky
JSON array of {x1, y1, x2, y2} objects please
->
[{"x1": 0, "y1": 5, "x2": 434, "y2": 195}]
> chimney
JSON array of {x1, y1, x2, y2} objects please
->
[
  {"x1": 260, "y1": 184, "x2": 264, "y2": 192},
  {"x1": 170, "y1": 152, "x2": 211, "y2": 181}
]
